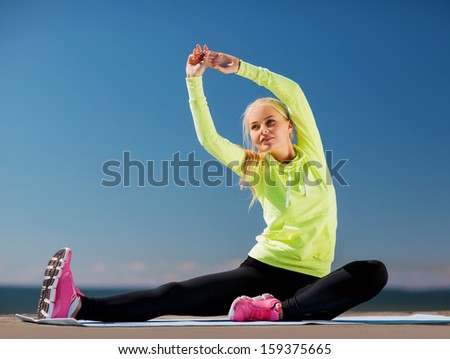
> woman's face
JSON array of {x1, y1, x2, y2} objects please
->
[{"x1": 247, "y1": 104, "x2": 293, "y2": 154}]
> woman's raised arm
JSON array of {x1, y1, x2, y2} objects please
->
[{"x1": 186, "y1": 44, "x2": 210, "y2": 78}]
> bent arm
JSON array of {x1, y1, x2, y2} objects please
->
[
  {"x1": 186, "y1": 76, "x2": 246, "y2": 176},
  {"x1": 237, "y1": 61, "x2": 326, "y2": 165}
]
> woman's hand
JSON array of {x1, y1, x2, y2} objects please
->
[
  {"x1": 186, "y1": 44, "x2": 210, "y2": 78},
  {"x1": 207, "y1": 50, "x2": 240, "y2": 74}
]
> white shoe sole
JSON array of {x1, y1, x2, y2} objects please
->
[{"x1": 37, "y1": 248, "x2": 71, "y2": 319}]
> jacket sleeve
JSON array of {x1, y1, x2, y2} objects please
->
[
  {"x1": 237, "y1": 61, "x2": 327, "y2": 167},
  {"x1": 186, "y1": 76, "x2": 246, "y2": 177}
]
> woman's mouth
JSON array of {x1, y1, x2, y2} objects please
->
[{"x1": 261, "y1": 136, "x2": 274, "y2": 144}]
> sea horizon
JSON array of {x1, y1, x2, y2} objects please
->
[{"x1": 2, "y1": 285, "x2": 450, "y2": 315}]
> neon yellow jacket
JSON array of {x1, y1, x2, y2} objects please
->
[{"x1": 186, "y1": 61, "x2": 337, "y2": 277}]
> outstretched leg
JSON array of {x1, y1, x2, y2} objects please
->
[{"x1": 76, "y1": 258, "x2": 282, "y2": 322}]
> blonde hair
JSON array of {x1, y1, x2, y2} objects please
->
[
  {"x1": 240, "y1": 97, "x2": 293, "y2": 207},
  {"x1": 242, "y1": 97, "x2": 292, "y2": 151}
]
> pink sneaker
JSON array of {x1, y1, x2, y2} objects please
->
[
  {"x1": 228, "y1": 293, "x2": 281, "y2": 322},
  {"x1": 37, "y1": 248, "x2": 83, "y2": 319}
]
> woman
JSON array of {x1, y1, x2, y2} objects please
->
[{"x1": 36, "y1": 44, "x2": 387, "y2": 322}]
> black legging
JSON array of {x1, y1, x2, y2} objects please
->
[{"x1": 76, "y1": 257, "x2": 388, "y2": 322}]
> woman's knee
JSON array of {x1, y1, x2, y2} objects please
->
[
  {"x1": 365, "y1": 260, "x2": 388, "y2": 290},
  {"x1": 344, "y1": 259, "x2": 388, "y2": 291},
  {"x1": 156, "y1": 282, "x2": 190, "y2": 298}
]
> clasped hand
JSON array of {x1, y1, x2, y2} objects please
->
[{"x1": 186, "y1": 44, "x2": 240, "y2": 78}]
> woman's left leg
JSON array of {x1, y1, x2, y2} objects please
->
[
  {"x1": 281, "y1": 260, "x2": 388, "y2": 320},
  {"x1": 76, "y1": 257, "x2": 285, "y2": 322}
]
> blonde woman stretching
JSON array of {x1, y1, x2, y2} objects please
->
[{"x1": 36, "y1": 44, "x2": 387, "y2": 322}]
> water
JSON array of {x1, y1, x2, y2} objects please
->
[
  {"x1": 2, "y1": 286, "x2": 450, "y2": 315},
  {"x1": 1, "y1": 286, "x2": 146, "y2": 315}
]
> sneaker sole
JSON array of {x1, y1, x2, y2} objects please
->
[{"x1": 37, "y1": 248, "x2": 71, "y2": 319}]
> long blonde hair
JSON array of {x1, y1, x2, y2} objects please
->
[{"x1": 240, "y1": 97, "x2": 293, "y2": 207}]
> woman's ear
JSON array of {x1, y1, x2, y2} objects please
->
[{"x1": 288, "y1": 120, "x2": 295, "y2": 141}]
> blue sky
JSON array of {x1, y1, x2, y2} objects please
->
[{"x1": 1, "y1": 0, "x2": 449, "y2": 289}]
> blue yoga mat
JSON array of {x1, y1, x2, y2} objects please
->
[{"x1": 15, "y1": 313, "x2": 450, "y2": 327}]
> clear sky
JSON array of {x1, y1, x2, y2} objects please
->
[{"x1": 1, "y1": 0, "x2": 449, "y2": 289}]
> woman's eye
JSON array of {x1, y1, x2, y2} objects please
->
[
  {"x1": 266, "y1": 120, "x2": 275, "y2": 126},
  {"x1": 251, "y1": 125, "x2": 259, "y2": 130}
]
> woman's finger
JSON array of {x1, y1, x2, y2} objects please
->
[
  {"x1": 194, "y1": 44, "x2": 201, "y2": 56},
  {"x1": 187, "y1": 54, "x2": 197, "y2": 65}
]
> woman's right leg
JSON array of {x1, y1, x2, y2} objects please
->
[
  {"x1": 76, "y1": 258, "x2": 273, "y2": 322},
  {"x1": 281, "y1": 260, "x2": 388, "y2": 321}
]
